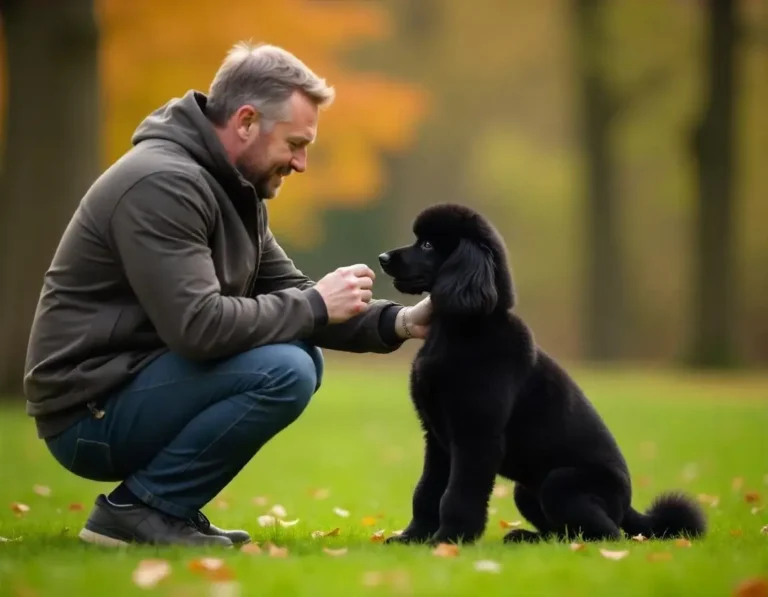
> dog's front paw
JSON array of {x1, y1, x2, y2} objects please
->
[
  {"x1": 503, "y1": 529, "x2": 542, "y2": 544},
  {"x1": 384, "y1": 523, "x2": 435, "y2": 545},
  {"x1": 428, "y1": 525, "x2": 483, "y2": 546}
]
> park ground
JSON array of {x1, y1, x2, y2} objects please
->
[{"x1": 0, "y1": 352, "x2": 767, "y2": 597}]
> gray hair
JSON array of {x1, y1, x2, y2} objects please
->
[{"x1": 206, "y1": 41, "x2": 336, "y2": 130}]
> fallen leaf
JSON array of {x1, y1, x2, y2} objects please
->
[
  {"x1": 132, "y1": 559, "x2": 171, "y2": 589},
  {"x1": 499, "y1": 520, "x2": 522, "y2": 529},
  {"x1": 310, "y1": 488, "x2": 330, "y2": 500},
  {"x1": 323, "y1": 547, "x2": 348, "y2": 557},
  {"x1": 599, "y1": 549, "x2": 629, "y2": 560},
  {"x1": 333, "y1": 507, "x2": 350, "y2": 518},
  {"x1": 697, "y1": 493, "x2": 720, "y2": 508},
  {"x1": 760, "y1": 525, "x2": 767, "y2": 535},
  {"x1": 252, "y1": 496, "x2": 268, "y2": 507},
  {"x1": 752, "y1": 506, "x2": 764, "y2": 515},
  {"x1": 188, "y1": 557, "x2": 235, "y2": 582},
  {"x1": 267, "y1": 543, "x2": 289, "y2": 558},
  {"x1": 370, "y1": 530, "x2": 386, "y2": 542},
  {"x1": 11, "y1": 503, "x2": 30, "y2": 516},
  {"x1": 278, "y1": 519, "x2": 300, "y2": 528},
  {"x1": 270, "y1": 504, "x2": 288, "y2": 518},
  {"x1": 257, "y1": 515, "x2": 277, "y2": 527},
  {"x1": 631, "y1": 534, "x2": 647, "y2": 542},
  {"x1": 240, "y1": 543, "x2": 262, "y2": 554},
  {"x1": 68, "y1": 503, "x2": 84, "y2": 512},
  {"x1": 745, "y1": 491, "x2": 761, "y2": 504},
  {"x1": 647, "y1": 552, "x2": 673, "y2": 562},
  {"x1": 570, "y1": 542, "x2": 586, "y2": 551},
  {"x1": 731, "y1": 529, "x2": 744, "y2": 537},
  {"x1": 733, "y1": 577, "x2": 768, "y2": 597},
  {"x1": 432, "y1": 543, "x2": 460, "y2": 558},
  {"x1": 674, "y1": 538, "x2": 692, "y2": 548},
  {"x1": 473, "y1": 559, "x2": 502, "y2": 573},
  {"x1": 311, "y1": 527, "x2": 341, "y2": 539},
  {"x1": 33, "y1": 485, "x2": 51, "y2": 497},
  {"x1": 390, "y1": 529, "x2": 404, "y2": 537},
  {"x1": 492, "y1": 485, "x2": 511, "y2": 498},
  {"x1": 361, "y1": 516, "x2": 378, "y2": 527}
]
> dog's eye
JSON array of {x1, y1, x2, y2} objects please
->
[{"x1": 420, "y1": 241, "x2": 433, "y2": 251}]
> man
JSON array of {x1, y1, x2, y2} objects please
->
[{"x1": 23, "y1": 42, "x2": 431, "y2": 548}]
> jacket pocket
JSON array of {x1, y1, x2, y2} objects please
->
[{"x1": 70, "y1": 438, "x2": 119, "y2": 482}]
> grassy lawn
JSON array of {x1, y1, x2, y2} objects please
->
[{"x1": 1, "y1": 354, "x2": 767, "y2": 596}]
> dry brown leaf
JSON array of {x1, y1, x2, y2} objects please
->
[
  {"x1": 10, "y1": 503, "x2": 30, "y2": 516},
  {"x1": 323, "y1": 547, "x2": 348, "y2": 557},
  {"x1": 492, "y1": 485, "x2": 511, "y2": 498},
  {"x1": 647, "y1": 552, "x2": 673, "y2": 562},
  {"x1": 674, "y1": 538, "x2": 692, "y2": 548},
  {"x1": 745, "y1": 491, "x2": 761, "y2": 504},
  {"x1": 432, "y1": 543, "x2": 460, "y2": 558},
  {"x1": 499, "y1": 520, "x2": 522, "y2": 529},
  {"x1": 333, "y1": 507, "x2": 350, "y2": 518},
  {"x1": 361, "y1": 516, "x2": 378, "y2": 527},
  {"x1": 278, "y1": 519, "x2": 300, "y2": 528},
  {"x1": 267, "y1": 543, "x2": 289, "y2": 558},
  {"x1": 33, "y1": 485, "x2": 51, "y2": 497},
  {"x1": 570, "y1": 542, "x2": 586, "y2": 551},
  {"x1": 733, "y1": 577, "x2": 768, "y2": 597},
  {"x1": 258, "y1": 515, "x2": 277, "y2": 527},
  {"x1": 311, "y1": 527, "x2": 341, "y2": 539},
  {"x1": 310, "y1": 488, "x2": 330, "y2": 500},
  {"x1": 731, "y1": 529, "x2": 744, "y2": 537},
  {"x1": 132, "y1": 559, "x2": 172, "y2": 589},
  {"x1": 269, "y1": 504, "x2": 288, "y2": 518},
  {"x1": 240, "y1": 543, "x2": 262, "y2": 555},
  {"x1": 632, "y1": 534, "x2": 647, "y2": 542},
  {"x1": 473, "y1": 560, "x2": 502, "y2": 573},
  {"x1": 252, "y1": 496, "x2": 269, "y2": 507},
  {"x1": 599, "y1": 549, "x2": 629, "y2": 561},
  {"x1": 370, "y1": 530, "x2": 386, "y2": 542},
  {"x1": 68, "y1": 503, "x2": 84, "y2": 512},
  {"x1": 188, "y1": 557, "x2": 235, "y2": 582}
]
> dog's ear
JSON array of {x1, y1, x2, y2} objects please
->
[{"x1": 432, "y1": 238, "x2": 498, "y2": 315}]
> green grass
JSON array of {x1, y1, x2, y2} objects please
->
[{"x1": 1, "y1": 356, "x2": 767, "y2": 597}]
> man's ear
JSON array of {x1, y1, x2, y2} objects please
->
[
  {"x1": 235, "y1": 105, "x2": 260, "y2": 140},
  {"x1": 431, "y1": 238, "x2": 497, "y2": 315}
]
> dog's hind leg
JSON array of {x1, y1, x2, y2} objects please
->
[
  {"x1": 503, "y1": 484, "x2": 553, "y2": 544},
  {"x1": 538, "y1": 467, "x2": 625, "y2": 542},
  {"x1": 386, "y1": 431, "x2": 451, "y2": 545}
]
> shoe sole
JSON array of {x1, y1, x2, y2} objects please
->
[{"x1": 79, "y1": 527, "x2": 132, "y2": 547}]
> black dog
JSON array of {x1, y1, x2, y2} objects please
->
[{"x1": 378, "y1": 203, "x2": 706, "y2": 546}]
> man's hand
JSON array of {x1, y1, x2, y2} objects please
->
[
  {"x1": 395, "y1": 295, "x2": 432, "y2": 340},
  {"x1": 314, "y1": 264, "x2": 376, "y2": 324}
]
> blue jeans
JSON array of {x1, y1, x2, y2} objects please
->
[{"x1": 45, "y1": 341, "x2": 323, "y2": 520}]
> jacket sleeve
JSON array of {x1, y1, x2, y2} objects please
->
[
  {"x1": 108, "y1": 172, "x2": 326, "y2": 360},
  {"x1": 251, "y1": 224, "x2": 406, "y2": 354}
]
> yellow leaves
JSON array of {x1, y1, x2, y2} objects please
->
[
  {"x1": 733, "y1": 577, "x2": 768, "y2": 597},
  {"x1": 499, "y1": 520, "x2": 522, "y2": 529},
  {"x1": 473, "y1": 560, "x2": 502, "y2": 573},
  {"x1": 361, "y1": 516, "x2": 378, "y2": 527},
  {"x1": 674, "y1": 538, "x2": 692, "y2": 548},
  {"x1": 432, "y1": 543, "x2": 460, "y2": 558},
  {"x1": 310, "y1": 488, "x2": 330, "y2": 500},
  {"x1": 491, "y1": 484, "x2": 511, "y2": 498},
  {"x1": 370, "y1": 530, "x2": 386, "y2": 543},
  {"x1": 333, "y1": 507, "x2": 350, "y2": 518},
  {"x1": 32, "y1": 485, "x2": 51, "y2": 497},
  {"x1": 10, "y1": 502, "x2": 29, "y2": 516},
  {"x1": 188, "y1": 557, "x2": 236, "y2": 582},
  {"x1": 311, "y1": 527, "x2": 341, "y2": 539},
  {"x1": 132, "y1": 559, "x2": 172, "y2": 589},
  {"x1": 599, "y1": 549, "x2": 630, "y2": 561},
  {"x1": 761, "y1": 525, "x2": 768, "y2": 535},
  {"x1": 97, "y1": 0, "x2": 428, "y2": 247},
  {"x1": 647, "y1": 551, "x2": 673, "y2": 562},
  {"x1": 570, "y1": 542, "x2": 587, "y2": 551}
]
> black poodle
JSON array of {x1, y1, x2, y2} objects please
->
[{"x1": 378, "y1": 202, "x2": 706, "y2": 546}]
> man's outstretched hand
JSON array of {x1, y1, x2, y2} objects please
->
[
  {"x1": 396, "y1": 295, "x2": 432, "y2": 340},
  {"x1": 314, "y1": 264, "x2": 376, "y2": 324}
]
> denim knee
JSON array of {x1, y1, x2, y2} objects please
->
[{"x1": 258, "y1": 342, "x2": 322, "y2": 425}]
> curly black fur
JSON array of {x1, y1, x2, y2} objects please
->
[{"x1": 378, "y1": 203, "x2": 707, "y2": 546}]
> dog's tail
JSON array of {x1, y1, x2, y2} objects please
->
[{"x1": 621, "y1": 492, "x2": 707, "y2": 540}]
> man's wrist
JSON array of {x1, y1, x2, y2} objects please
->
[{"x1": 395, "y1": 306, "x2": 413, "y2": 340}]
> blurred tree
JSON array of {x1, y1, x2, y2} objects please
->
[
  {"x1": 687, "y1": 0, "x2": 740, "y2": 368},
  {"x1": 0, "y1": 0, "x2": 100, "y2": 396},
  {"x1": 97, "y1": 0, "x2": 427, "y2": 248}
]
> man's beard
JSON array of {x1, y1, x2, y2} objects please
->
[{"x1": 236, "y1": 159, "x2": 290, "y2": 200}]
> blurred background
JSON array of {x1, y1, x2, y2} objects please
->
[{"x1": 1, "y1": 0, "x2": 767, "y2": 400}]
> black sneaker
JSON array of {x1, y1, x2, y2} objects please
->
[
  {"x1": 193, "y1": 511, "x2": 251, "y2": 545},
  {"x1": 78, "y1": 494, "x2": 233, "y2": 548}
]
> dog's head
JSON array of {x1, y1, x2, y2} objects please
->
[{"x1": 378, "y1": 203, "x2": 515, "y2": 316}]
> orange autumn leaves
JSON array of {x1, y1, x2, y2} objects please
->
[{"x1": 96, "y1": 0, "x2": 428, "y2": 247}]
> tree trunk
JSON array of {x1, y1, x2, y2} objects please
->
[
  {"x1": 573, "y1": 0, "x2": 624, "y2": 361},
  {"x1": 0, "y1": 0, "x2": 100, "y2": 396},
  {"x1": 687, "y1": 0, "x2": 739, "y2": 368}
]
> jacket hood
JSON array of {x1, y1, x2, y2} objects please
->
[{"x1": 131, "y1": 90, "x2": 251, "y2": 195}]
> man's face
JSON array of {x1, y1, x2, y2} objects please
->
[{"x1": 234, "y1": 91, "x2": 318, "y2": 199}]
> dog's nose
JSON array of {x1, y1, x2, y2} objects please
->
[{"x1": 378, "y1": 252, "x2": 391, "y2": 266}]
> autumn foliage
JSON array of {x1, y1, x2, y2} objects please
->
[{"x1": 96, "y1": 0, "x2": 428, "y2": 246}]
